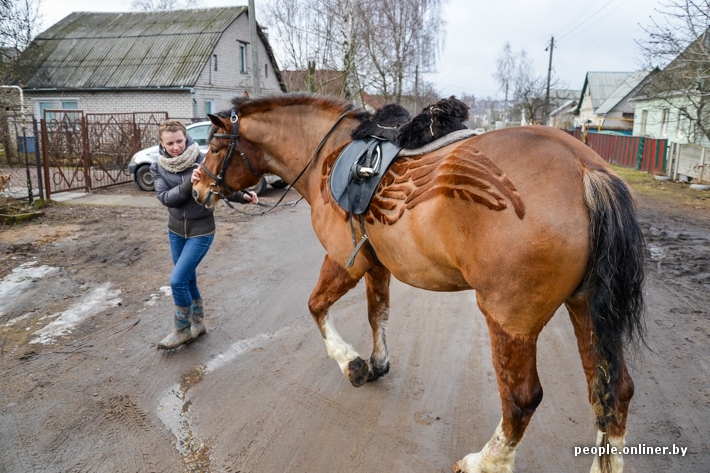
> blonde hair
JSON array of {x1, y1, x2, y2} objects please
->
[{"x1": 158, "y1": 120, "x2": 187, "y2": 140}]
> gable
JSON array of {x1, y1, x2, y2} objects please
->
[{"x1": 16, "y1": 7, "x2": 248, "y2": 89}]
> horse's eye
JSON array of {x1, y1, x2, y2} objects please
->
[{"x1": 210, "y1": 148, "x2": 218, "y2": 154}]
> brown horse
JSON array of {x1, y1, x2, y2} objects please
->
[{"x1": 192, "y1": 94, "x2": 645, "y2": 473}]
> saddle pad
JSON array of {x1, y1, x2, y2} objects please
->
[
  {"x1": 397, "y1": 129, "x2": 479, "y2": 157},
  {"x1": 330, "y1": 138, "x2": 402, "y2": 215}
]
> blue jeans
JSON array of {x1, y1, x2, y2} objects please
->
[{"x1": 167, "y1": 230, "x2": 214, "y2": 308}]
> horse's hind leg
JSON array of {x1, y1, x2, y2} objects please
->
[
  {"x1": 454, "y1": 305, "x2": 543, "y2": 473},
  {"x1": 364, "y1": 265, "x2": 392, "y2": 380},
  {"x1": 566, "y1": 296, "x2": 634, "y2": 473},
  {"x1": 308, "y1": 254, "x2": 374, "y2": 387}
]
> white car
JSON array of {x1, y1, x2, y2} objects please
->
[{"x1": 128, "y1": 120, "x2": 285, "y2": 193}]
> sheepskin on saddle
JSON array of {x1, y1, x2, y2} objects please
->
[{"x1": 330, "y1": 96, "x2": 474, "y2": 216}]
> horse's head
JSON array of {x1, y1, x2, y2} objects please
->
[{"x1": 192, "y1": 109, "x2": 265, "y2": 207}]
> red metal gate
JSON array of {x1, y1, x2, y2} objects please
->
[{"x1": 41, "y1": 111, "x2": 168, "y2": 198}]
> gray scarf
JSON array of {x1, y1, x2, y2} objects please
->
[{"x1": 158, "y1": 142, "x2": 200, "y2": 173}]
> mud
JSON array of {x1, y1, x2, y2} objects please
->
[{"x1": 0, "y1": 183, "x2": 709, "y2": 472}]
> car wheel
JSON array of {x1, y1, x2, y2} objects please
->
[
  {"x1": 270, "y1": 179, "x2": 288, "y2": 189},
  {"x1": 246, "y1": 177, "x2": 267, "y2": 196},
  {"x1": 136, "y1": 165, "x2": 154, "y2": 191}
]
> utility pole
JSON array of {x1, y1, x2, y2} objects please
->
[
  {"x1": 248, "y1": 0, "x2": 261, "y2": 96},
  {"x1": 543, "y1": 35, "x2": 554, "y2": 125}
]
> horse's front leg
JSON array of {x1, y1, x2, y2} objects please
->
[
  {"x1": 308, "y1": 254, "x2": 372, "y2": 387},
  {"x1": 365, "y1": 265, "x2": 391, "y2": 381}
]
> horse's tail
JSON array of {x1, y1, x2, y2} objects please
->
[{"x1": 581, "y1": 165, "x2": 645, "y2": 468}]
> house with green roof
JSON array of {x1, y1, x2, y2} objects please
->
[{"x1": 12, "y1": 7, "x2": 286, "y2": 121}]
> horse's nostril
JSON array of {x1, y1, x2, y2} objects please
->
[{"x1": 192, "y1": 189, "x2": 198, "y2": 200}]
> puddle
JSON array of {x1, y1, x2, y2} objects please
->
[
  {"x1": 156, "y1": 367, "x2": 210, "y2": 470},
  {"x1": 156, "y1": 325, "x2": 294, "y2": 469}
]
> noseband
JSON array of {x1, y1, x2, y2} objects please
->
[{"x1": 200, "y1": 109, "x2": 260, "y2": 198}]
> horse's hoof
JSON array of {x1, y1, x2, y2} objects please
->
[
  {"x1": 369, "y1": 361, "x2": 390, "y2": 381},
  {"x1": 348, "y1": 357, "x2": 369, "y2": 387}
]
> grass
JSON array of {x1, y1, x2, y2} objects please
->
[{"x1": 611, "y1": 165, "x2": 710, "y2": 212}]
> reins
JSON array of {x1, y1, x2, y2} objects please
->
[{"x1": 201, "y1": 108, "x2": 351, "y2": 217}]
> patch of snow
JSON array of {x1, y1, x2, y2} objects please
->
[
  {"x1": 29, "y1": 283, "x2": 122, "y2": 345},
  {"x1": 0, "y1": 261, "x2": 58, "y2": 315}
]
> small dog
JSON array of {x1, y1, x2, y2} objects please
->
[{"x1": 0, "y1": 174, "x2": 10, "y2": 196}]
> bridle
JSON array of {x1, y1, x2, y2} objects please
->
[
  {"x1": 199, "y1": 109, "x2": 260, "y2": 200},
  {"x1": 199, "y1": 107, "x2": 352, "y2": 216}
]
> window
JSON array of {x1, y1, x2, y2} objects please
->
[
  {"x1": 37, "y1": 101, "x2": 54, "y2": 121},
  {"x1": 61, "y1": 101, "x2": 78, "y2": 109},
  {"x1": 265, "y1": 64, "x2": 268, "y2": 78},
  {"x1": 239, "y1": 42, "x2": 247, "y2": 73},
  {"x1": 187, "y1": 123, "x2": 210, "y2": 146},
  {"x1": 204, "y1": 100, "x2": 215, "y2": 116},
  {"x1": 661, "y1": 109, "x2": 669, "y2": 137},
  {"x1": 639, "y1": 110, "x2": 647, "y2": 135},
  {"x1": 213, "y1": 54, "x2": 218, "y2": 72}
]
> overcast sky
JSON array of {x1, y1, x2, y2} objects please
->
[{"x1": 42, "y1": 0, "x2": 664, "y2": 99}]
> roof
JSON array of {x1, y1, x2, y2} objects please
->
[
  {"x1": 15, "y1": 7, "x2": 284, "y2": 92},
  {"x1": 596, "y1": 69, "x2": 657, "y2": 115},
  {"x1": 282, "y1": 69, "x2": 346, "y2": 96},
  {"x1": 549, "y1": 99, "x2": 577, "y2": 117},
  {"x1": 574, "y1": 72, "x2": 634, "y2": 114},
  {"x1": 635, "y1": 32, "x2": 709, "y2": 101}
]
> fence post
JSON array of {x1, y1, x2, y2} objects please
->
[
  {"x1": 636, "y1": 136, "x2": 644, "y2": 170},
  {"x1": 32, "y1": 117, "x2": 44, "y2": 200}
]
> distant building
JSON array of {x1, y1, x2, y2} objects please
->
[{"x1": 573, "y1": 70, "x2": 658, "y2": 133}]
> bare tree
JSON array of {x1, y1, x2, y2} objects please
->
[
  {"x1": 262, "y1": 0, "x2": 444, "y2": 107},
  {"x1": 0, "y1": 0, "x2": 42, "y2": 53},
  {"x1": 494, "y1": 45, "x2": 558, "y2": 124},
  {"x1": 359, "y1": 0, "x2": 444, "y2": 105},
  {"x1": 130, "y1": 0, "x2": 200, "y2": 11},
  {"x1": 494, "y1": 42, "x2": 515, "y2": 120},
  {"x1": 638, "y1": 0, "x2": 710, "y2": 142}
]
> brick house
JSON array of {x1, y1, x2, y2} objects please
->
[{"x1": 13, "y1": 7, "x2": 286, "y2": 121}]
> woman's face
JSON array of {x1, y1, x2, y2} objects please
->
[{"x1": 160, "y1": 130, "x2": 187, "y2": 157}]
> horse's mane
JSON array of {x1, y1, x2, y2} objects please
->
[{"x1": 229, "y1": 93, "x2": 370, "y2": 122}]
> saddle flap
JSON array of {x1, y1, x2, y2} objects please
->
[{"x1": 330, "y1": 138, "x2": 401, "y2": 215}]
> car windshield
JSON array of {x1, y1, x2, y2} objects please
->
[{"x1": 187, "y1": 123, "x2": 210, "y2": 146}]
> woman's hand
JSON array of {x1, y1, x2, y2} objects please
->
[
  {"x1": 190, "y1": 166, "x2": 202, "y2": 184},
  {"x1": 243, "y1": 191, "x2": 259, "y2": 205}
]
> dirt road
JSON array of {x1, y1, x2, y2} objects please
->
[{"x1": 1, "y1": 183, "x2": 709, "y2": 473}]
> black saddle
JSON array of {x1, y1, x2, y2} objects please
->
[{"x1": 330, "y1": 137, "x2": 401, "y2": 215}]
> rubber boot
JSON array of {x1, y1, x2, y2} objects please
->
[
  {"x1": 190, "y1": 299, "x2": 206, "y2": 339},
  {"x1": 157, "y1": 306, "x2": 193, "y2": 350}
]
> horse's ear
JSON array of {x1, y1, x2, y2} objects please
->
[
  {"x1": 207, "y1": 114, "x2": 224, "y2": 129},
  {"x1": 243, "y1": 90, "x2": 250, "y2": 98}
]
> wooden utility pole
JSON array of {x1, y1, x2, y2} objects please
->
[
  {"x1": 248, "y1": 0, "x2": 261, "y2": 96},
  {"x1": 543, "y1": 35, "x2": 554, "y2": 125}
]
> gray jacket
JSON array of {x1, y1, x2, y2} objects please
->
[{"x1": 151, "y1": 143, "x2": 215, "y2": 238}]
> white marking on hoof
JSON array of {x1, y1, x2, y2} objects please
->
[
  {"x1": 454, "y1": 419, "x2": 516, "y2": 473},
  {"x1": 590, "y1": 431, "x2": 625, "y2": 473},
  {"x1": 323, "y1": 317, "x2": 360, "y2": 375}
]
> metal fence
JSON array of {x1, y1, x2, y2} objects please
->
[
  {"x1": 567, "y1": 130, "x2": 668, "y2": 175},
  {"x1": 39, "y1": 110, "x2": 168, "y2": 199}
]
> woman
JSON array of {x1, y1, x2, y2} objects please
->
[{"x1": 151, "y1": 120, "x2": 258, "y2": 350}]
